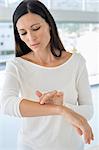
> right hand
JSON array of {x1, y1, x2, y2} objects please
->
[
  {"x1": 35, "y1": 90, "x2": 63, "y2": 105},
  {"x1": 62, "y1": 106, "x2": 94, "y2": 144}
]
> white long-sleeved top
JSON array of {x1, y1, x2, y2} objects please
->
[{"x1": 0, "y1": 53, "x2": 93, "y2": 150}]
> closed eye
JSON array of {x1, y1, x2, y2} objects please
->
[
  {"x1": 20, "y1": 32, "x2": 27, "y2": 35},
  {"x1": 18, "y1": 26, "x2": 41, "y2": 36},
  {"x1": 32, "y1": 26, "x2": 40, "y2": 31}
]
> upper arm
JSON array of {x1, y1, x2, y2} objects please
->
[
  {"x1": 76, "y1": 56, "x2": 92, "y2": 106},
  {"x1": 0, "y1": 61, "x2": 22, "y2": 117}
]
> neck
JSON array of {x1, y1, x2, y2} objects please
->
[{"x1": 32, "y1": 49, "x2": 55, "y2": 66}]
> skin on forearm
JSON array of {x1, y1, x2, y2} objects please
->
[
  {"x1": 19, "y1": 99, "x2": 94, "y2": 144},
  {"x1": 19, "y1": 99, "x2": 64, "y2": 117}
]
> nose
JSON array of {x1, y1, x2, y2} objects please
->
[{"x1": 27, "y1": 32, "x2": 37, "y2": 43}]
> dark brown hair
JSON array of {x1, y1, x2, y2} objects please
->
[{"x1": 13, "y1": 0, "x2": 66, "y2": 57}]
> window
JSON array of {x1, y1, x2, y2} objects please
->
[
  {"x1": 0, "y1": 22, "x2": 15, "y2": 70},
  {"x1": 57, "y1": 22, "x2": 99, "y2": 85},
  {"x1": 49, "y1": 0, "x2": 99, "y2": 12}
]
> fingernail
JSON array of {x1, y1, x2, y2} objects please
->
[{"x1": 40, "y1": 101, "x2": 43, "y2": 104}]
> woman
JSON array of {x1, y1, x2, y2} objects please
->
[{"x1": 0, "y1": 0, "x2": 94, "y2": 150}]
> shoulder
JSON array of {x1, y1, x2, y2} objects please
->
[
  {"x1": 74, "y1": 53, "x2": 87, "y2": 75},
  {"x1": 72, "y1": 52, "x2": 86, "y2": 64},
  {"x1": 62, "y1": 51, "x2": 85, "y2": 64},
  {"x1": 5, "y1": 57, "x2": 21, "y2": 72}
]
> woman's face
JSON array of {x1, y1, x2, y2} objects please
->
[{"x1": 16, "y1": 12, "x2": 51, "y2": 53}]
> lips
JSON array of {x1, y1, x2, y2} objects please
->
[{"x1": 30, "y1": 43, "x2": 40, "y2": 47}]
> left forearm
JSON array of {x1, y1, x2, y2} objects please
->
[{"x1": 64, "y1": 103, "x2": 93, "y2": 121}]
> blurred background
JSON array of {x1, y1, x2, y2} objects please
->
[{"x1": 0, "y1": 0, "x2": 99, "y2": 150}]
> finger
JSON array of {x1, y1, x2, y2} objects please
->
[
  {"x1": 47, "y1": 90, "x2": 57, "y2": 96},
  {"x1": 83, "y1": 128, "x2": 92, "y2": 144},
  {"x1": 45, "y1": 99, "x2": 53, "y2": 104},
  {"x1": 92, "y1": 131, "x2": 94, "y2": 140},
  {"x1": 35, "y1": 90, "x2": 42, "y2": 97},
  {"x1": 40, "y1": 90, "x2": 57, "y2": 104},
  {"x1": 89, "y1": 129, "x2": 94, "y2": 143},
  {"x1": 75, "y1": 126, "x2": 83, "y2": 136},
  {"x1": 40, "y1": 92, "x2": 56, "y2": 104},
  {"x1": 83, "y1": 131, "x2": 89, "y2": 144},
  {"x1": 86, "y1": 128, "x2": 94, "y2": 144},
  {"x1": 89, "y1": 127, "x2": 94, "y2": 141},
  {"x1": 40, "y1": 95, "x2": 50, "y2": 104},
  {"x1": 39, "y1": 93, "x2": 46, "y2": 104},
  {"x1": 73, "y1": 124, "x2": 83, "y2": 136},
  {"x1": 56, "y1": 92, "x2": 63, "y2": 96}
]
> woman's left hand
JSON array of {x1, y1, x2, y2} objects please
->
[{"x1": 35, "y1": 90, "x2": 63, "y2": 105}]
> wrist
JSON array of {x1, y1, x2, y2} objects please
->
[
  {"x1": 59, "y1": 105, "x2": 73, "y2": 118},
  {"x1": 57, "y1": 105, "x2": 66, "y2": 116}
]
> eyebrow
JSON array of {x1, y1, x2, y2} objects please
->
[
  {"x1": 31, "y1": 23, "x2": 40, "y2": 28},
  {"x1": 18, "y1": 23, "x2": 41, "y2": 31}
]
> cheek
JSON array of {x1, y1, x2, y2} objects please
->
[
  {"x1": 20, "y1": 36, "x2": 29, "y2": 45},
  {"x1": 19, "y1": 35, "x2": 25, "y2": 42},
  {"x1": 40, "y1": 30, "x2": 51, "y2": 43}
]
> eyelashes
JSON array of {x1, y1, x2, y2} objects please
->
[
  {"x1": 32, "y1": 26, "x2": 40, "y2": 31},
  {"x1": 20, "y1": 32, "x2": 27, "y2": 35},
  {"x1": 19, "y1": 27, "x2": 41, "y2": 36}
]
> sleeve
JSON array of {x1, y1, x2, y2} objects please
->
[
  {"x1": 64, "y1": 55, "x2": 94, "y2": 121},
  {"x1": 0, "y1": 61, "x2": 23, "y2": 117}
]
